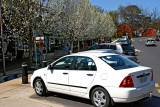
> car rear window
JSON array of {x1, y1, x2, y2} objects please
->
[
  {"x1": 147, "y1": 40, "x2": 154, "y2": 41},
  {"x1": 99, "y1": 45, "x2": 109, "y2": 49},
  {"x1": 121, "y1": 44, "x2": 132, "y2": 50},
  {"x1": 88, "y1": 45, "x2": 100, "y2": 50},
  {"x1": 89, "y1": 44, "x2": 116, "y2": 50},
  {"x1": 99, "y1": 55, "x2": 138, "y2": 70},
  {"x1": 109, "y1": 45, "x2": 117, "y2": 50}
]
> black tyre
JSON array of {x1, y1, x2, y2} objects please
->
[
  {"x1": 91, "y1": 87, "x2": 111, "y2": 107},
  {"x1": 34, "y1": 78, "x2": 46, "y2": 96}
]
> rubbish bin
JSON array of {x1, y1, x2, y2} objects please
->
[
  {"x1": 22, "y1": 62, "x2": 28, "y2": 84},
  {"x1": 17, "y1": 50, "x2": 24, "y2": 59},
  {"x1": 42, "y1": 61, "x2": 47, "y2": 67}
]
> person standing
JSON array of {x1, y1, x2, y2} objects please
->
[{"x1": 65, "y1": 41, "x2": 70, "y2": 54}]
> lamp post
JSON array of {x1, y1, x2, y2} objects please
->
[{"x1": 0, "y1": 0, "x2": 6, "y2": 76}]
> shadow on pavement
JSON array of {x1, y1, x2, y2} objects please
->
[
  {"x1": 30, "y1": 92, "x2": 93, "y2": 107},
  {"x1": 30, "y1": 92, "x2": 160, "y2": 107},
  {"x1": 115, "y1": 96, "x2": 160, "y2": 107},
  {"x1": 3, "y1": 74, "x2": 19, "y2": 82}
]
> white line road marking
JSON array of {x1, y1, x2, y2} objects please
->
[
  {"x1": 155, "y1": 83, "x2": 159, "y2": 87},
  {"x1": 135, "y1": 49, "x2": 140, "y2": 52}
]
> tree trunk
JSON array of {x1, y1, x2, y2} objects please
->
[
  {"x1": 70, "y1": 41, "x2": 73, "y2": 53},
  {"x1": 78, "y1": 40, "x2": 80, "y2": 52},
  {"x1": 82, "y1": 40, "x2": 84, "y2": 50}
]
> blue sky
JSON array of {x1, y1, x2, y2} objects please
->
[{"x1": 89, "y1": 0, "x2": 160, "y2": 14}]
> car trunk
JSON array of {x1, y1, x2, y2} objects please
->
[
  {"x1": 126, "y1": 56, "x2": 137, "y2": 63},
  {"x1": 121, "y1": 44, "x2": 134, "y2": 55},
  {"x1": 118, "y1": 66, "x2": 152, "y2": 88}
]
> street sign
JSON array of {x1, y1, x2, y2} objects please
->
[{"x1": 33, "y1": 30, "x2": 38, "y2": 37}]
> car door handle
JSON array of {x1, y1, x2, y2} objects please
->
[
  {"x1": 87, "y1": 74, "x2": 93, "y2": 76},
  {"x1": 63, "y1": 73, "x2": 68, "y2": 75}
]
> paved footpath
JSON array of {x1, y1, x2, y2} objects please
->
[{"x1": 0, "y1": 75, "x2": 64, "y2": 107}]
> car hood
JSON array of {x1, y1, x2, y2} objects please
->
[{"x1": 33, "y1": 67, "x2": 48, "y2": 76}]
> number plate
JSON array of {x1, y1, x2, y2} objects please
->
[
  {"x1": 140, "y1": 77, "x2": 147, "y2": 83},
  {"x1": 128, "y1": 52, "x2": 133, "y2": 55}
]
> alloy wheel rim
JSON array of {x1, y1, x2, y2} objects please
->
[
  {"x1": 93, "y1": 90, "x2": 106, "y2": 107},
  {"x1": 35, "y1": 81, "x2": 43, "y2": 94}
]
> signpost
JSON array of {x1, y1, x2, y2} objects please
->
[
  {"x1": 0, "y1": 0, "x2": 6, "y2": 75},
  {"x1": 33, "y1": 30, "x2": 38, "y2": 68}
]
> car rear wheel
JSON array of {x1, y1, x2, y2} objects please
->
[
  {"x1": 91, "y1": 87, "x2": 111, "y2": 107},
  {"x1": 34, "y1": 78, "x2": 46, "y2": 96}
]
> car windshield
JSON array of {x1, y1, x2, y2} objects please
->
[
  {"x1": 147, "y1": 40, "x2": 154, "y2": 41},
  {"x1": 99, "y1": 55, "x2": 138, "y2": 70}
]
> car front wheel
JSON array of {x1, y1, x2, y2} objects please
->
[
  {"x1": 91, "y1": 87, "x2": 111, "y2": 107},
  {"x1": 34, "y1": 78, "x2": 46, "y2": 96}
]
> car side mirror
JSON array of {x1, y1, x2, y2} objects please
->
[{"x1": 48, "y1": 64, "x2": 54, "y2": 70}]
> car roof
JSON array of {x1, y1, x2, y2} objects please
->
[
  {"x1": 78, "y1": 49, "x2": 125, "y2": 56},
  {"x1": 78, "y1": 49, "x2": 113, "y2": 54},
  {"x1": 117, "y1": 39, "x2": 128, "y2": 41},
  {"x1": 81, "y1": 49, "x2": 113, "y2": 52},
  {"x1": 69, "y1": 52, "x2": 118, "y2": 57},
  {"x1": 98, "y1": 42, "x2": 120, "y2": 45}
]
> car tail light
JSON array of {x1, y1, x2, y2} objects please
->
[
  {"x1": 119, "y1": 76, "x2": 134, "y2": 88},
  {"x1": 122, "y1": 52, "x2": 126, "y2": 55},
  {"x1": 151, "y1": 72, "x2": 153, "y2": 81}
]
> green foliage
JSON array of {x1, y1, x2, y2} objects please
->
[{"x1": 108, "y1": 10, "x2": 119, "y2": 26}]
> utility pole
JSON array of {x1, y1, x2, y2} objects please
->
[{"x1": 0, "y1": 0, "x2": 6, "y2": 76}]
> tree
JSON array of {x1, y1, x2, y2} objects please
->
[
  {"x1": 2, "y1": 0, "x2": 52, "y2": 68},
  {"x1": 2, "y1": 0, "x2": 116, "y2": 63},
  {"x1": 118, "y1": 5, "x2": 142, "y2": 30},
  {"x1": 93, "y1": 5, "x2": 104, "y2": 13},
  {"x1": 108, "y1": 10, "x2": 119, "y2": 26},
  {"x1": 150, "y1": 8, "x2": 160, "y2": 30}
]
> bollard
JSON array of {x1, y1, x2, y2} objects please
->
[
  {"x1": 22, "y1": 62, "x2": 28, "y2": 84},
  {"x1": 42, "y1": 61, "x2": 47, "y2": 67}
]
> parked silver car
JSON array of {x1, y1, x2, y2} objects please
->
[
  {"x1": 80, "y1": 49, "x2": 138, "y2": 63},
  {"x1": 88, "y1": 43, "x2": 135, "y2": 56}
]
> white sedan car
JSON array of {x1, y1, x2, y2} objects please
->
[
  {"x1": 145, "y1": 38, "x2": 156, "y2": 46},
  {"x1": 31, "y1": 53, "x2": 154, "y2": 107}
]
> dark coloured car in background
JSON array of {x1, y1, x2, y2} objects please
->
[
  {"x1": 121, "y1": 44, "x2": 135, "y2": 56},
  {"x1": 155, "y1": 35, "x2": 160, "y2": 41}
]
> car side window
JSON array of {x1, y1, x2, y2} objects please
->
[
  {"x1": 53, "y1": 57, "x2": 74, "y2": 70},
  {"x1": 73, "y1": 57, "x2": 97, "y2": 71},
  {"x1": 88, "y1": 45, "x2": 100, "y2": 50},
  {"x1": 109, "y1": 45, "x2": 116, "y2": 50},
  {"x1": 100, "y1": 45, "x2": 109, "y2": 49}
]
